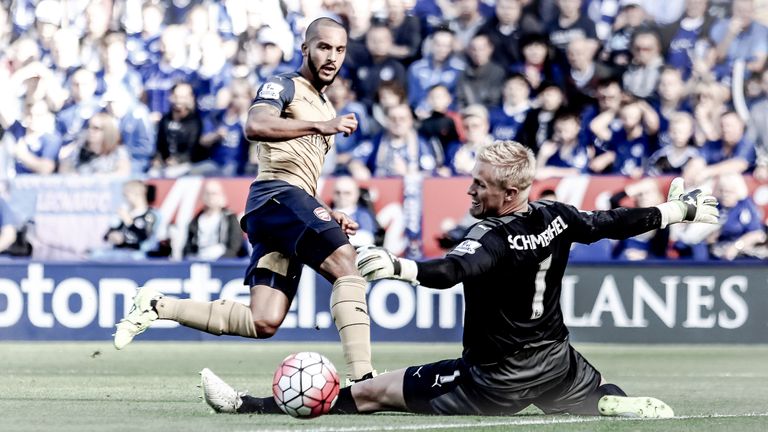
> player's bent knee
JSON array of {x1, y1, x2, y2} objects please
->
[
  {"x1": 253, "y1": 319, "x2": 279, "y2": 339},
  {"x1": 322, "y1": 244, "x2": 359, "y2": 278}
]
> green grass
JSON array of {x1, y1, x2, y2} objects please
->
[{"x1": 1, "y1": 342, "x2": 767, "y2": 431}]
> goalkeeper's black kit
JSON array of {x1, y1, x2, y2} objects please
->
[{"x1": 401, "y1": 200, "x2": 662, "y2": 416}]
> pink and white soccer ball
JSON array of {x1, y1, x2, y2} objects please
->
[{"x1": 272, "y1": 351, "x2": 340, "y2": 418}]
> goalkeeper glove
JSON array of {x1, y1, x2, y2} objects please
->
[
  {"x1": 355, "y1": 246, "x2": 419, "y2": 284},
  {"x1": 655, "y1": 177, "x2": 719, "y2": 228}
]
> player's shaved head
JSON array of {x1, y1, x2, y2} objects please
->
[{"x1": 305, "y1": 17, "x2": 346, "y2": 42}]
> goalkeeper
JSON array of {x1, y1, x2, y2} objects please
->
[{"x1": 201, "y1": 140, "x2": 718, "y2": 417}]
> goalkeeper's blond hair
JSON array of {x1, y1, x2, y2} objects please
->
[{"x1": 476, "y1": 140, "x2": 536, "y2": 192}]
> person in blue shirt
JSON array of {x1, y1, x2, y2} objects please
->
[
  {"x1": 489, "y1": 73, "x2": 532, "y2": 142},
  {"x1": 55, "y1": 68, "x2": 101, "y2": 147},
  {"x1": 102, "y1": 88, "x2": 156, "y2": 174},
  {"x1": 330, "y1": 176, "x2": 379, "y2": 247},
  {"x1": 141, "y1": 25, "x2": 192, "y2": 122},
  {"x1": 126, "y1": 2, "x2": 164, "y2": 69},
  {"x1": 406, "y1": 28, "x2": 465, "y2": 117},
  {"x1": 647, "y1": 111, "x2": 700, "y2": 176},
  {"x1": 659, "y1": 0, "x2": 716, "y2": 80},
  {"x1": 709, "y1": 0, "x2": 768, "y2": 79},
  {"x1": 11, "y1": 100, "x2": 61, "y2": 175},
  {"x1": 536, "y1": 109, "x2": 592, "y2": 179},
  {"x1": 687, "y1": 111, "x2": 756, "y2": 184},
  {"x1": 589, "y1": 98, "x2": 660, "y2": 177},
  {"x1": 191, "y1": 32, "x2": 233, "y2": 123},
  {"x1": 96, "y1": 32, "x2": 144, "y2": 100},
  {"x1": 351, "y1": 103, "x2": 439, "y2": 178},
  {"x1": 199, "y1": 78, "x2": 252, "y2": 176},
  {"x1": 325, "y1": 76, "x2": 371, "y2": 176},
  {"x1": 652, "y1": 67, "x2": 693, "y2": 148},
  {"x1": 710, "y1": 173, "x2": 766, "y2": 260}
]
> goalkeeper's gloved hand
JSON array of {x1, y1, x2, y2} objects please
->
[
  {"x1": 355, "y1": 246, "x2": 419, "y2": 284},
  {"x1": 655, "y1": 177, "x2": 720, "y2": 228}
]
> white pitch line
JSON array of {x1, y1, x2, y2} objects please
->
[{"x1": 235, "y1": 412, "x2": 768, "y2": 432}]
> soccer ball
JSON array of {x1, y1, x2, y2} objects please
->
[{"x1": 272, "y1": 351, "x2": 340, "y2": 418}]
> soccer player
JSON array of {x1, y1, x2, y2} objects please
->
[
  {"x1": 200, "y1": 140, "x2": 718, "y2": 417},
  {"x1": 114, "y1": 17, "x2": 377, "y2": 383}
]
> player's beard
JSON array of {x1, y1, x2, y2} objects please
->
[{"x1": 308, "y1": 52, "x2": 338, "y2": 87}]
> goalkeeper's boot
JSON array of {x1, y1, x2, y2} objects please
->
[
  {"x1": 598, "y1": 395, "x2": 674, "y2": 418},
  {"x1": 200, "y1": 368, "x2": 244, "y2": 413},
  {"x1": 344, "y1": 369, "x2": 380, "y2": 387},
  {"x1": 113, "y1": 286, "x2": 163, "y2": 349}
]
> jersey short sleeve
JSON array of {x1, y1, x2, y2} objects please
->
[{"x1": 251, "y1": 75, "x2": 296, "y2": 112}]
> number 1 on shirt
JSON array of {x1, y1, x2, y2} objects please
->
[{"x1": 531, "y1": 255, "x2": 552, "y2": 319}]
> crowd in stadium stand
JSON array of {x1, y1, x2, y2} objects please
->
[{"x1": 0, "y1": 0, "x2": 767, "y2": 260}]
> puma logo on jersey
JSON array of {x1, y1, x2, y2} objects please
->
[
  {"x1": 508, "y1": 216, "x2": 568, "y2": 250},
  {"x1": 412, "y1": 366, "x2": 422, "y2": 378}
]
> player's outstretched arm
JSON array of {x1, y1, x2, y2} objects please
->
[
  {"x1": 245, "y1": 106, "x2": 357, "y2": 142},
  {"x1": 655, "y1": 177, "x2": 719, "y2": 228},
  {"x1": 355, "y1": 246, "x2": 418, "y2": 284}
]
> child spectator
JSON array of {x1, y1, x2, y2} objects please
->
[
  {"x1": 489, "y1": 73, "x2": 531, "y2": 141},
  {"x1": 589, "y1": 97, "x2": 660, "y2": 177},
  {"x1": 536, "y1": 109, "x2": 592, "y2": 179},
  {"x1": 447, "y1": 104, "x2": 494, "y2": 176},
  {"x1": 419, "y1": 84, "x2": 465, "y2": 158},
  {"x1": 647, "y1": 111, "x2": 701, "y2": 175}
]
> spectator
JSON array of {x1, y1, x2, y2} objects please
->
[
  {"x1": 581, "y1": 76, "x2": 626, "y2": 150},
  {"x1": 383, "y1": 0, "x2": 422, "y2": 65},
  {"x1": 330, "y1": 176, "x2": 378, "y2": 247},
  {"x1": 510, "y1": 33, "x2": 565, "y2": 95},
  {"x1": 141, "y1": 25, "x2": 192, "y2": 121},
  {"x1": 647, "y1": 111, "x2": 701, "y2": 175},
  {"x1": 489, "y1": 73, "x2": 532, "y2": 142},
  {"x1": 370, "y1": 80, "x2": 408, "y2": 135},
  {"x1": 659, "y1": 0, "x2": 716, "y2": 80},
  {"x1": 419, "y1": 84, "x2": 465, "y2": 158},
  {"x1": 250, "y1": 27, "x2": 295, "y2": 88},
  {"x1": 152, "y1": 82, "x2": 205, "y2": 177},
  {"x1": 622, "y1": 29, "x2": 665, "y2": 99},
  {"x1": 353, "y1": 24, "x2": 408, "y2": 109},
  {"x1": 351, "y1": 103, "x2": 439, "y2": 179},
  {"x1": 709, "y1": 0, "x2": 768, "y2": 78},
  {"x1": 747, "y1": 68, "x2": 768, "y2": 180},
  {"x1": 447, "y1": 104, "x2": 494, "y2": 175},
  {"x1": 183, "y1": 179, "x2": 245, "y2": 260},
  {"x1": 609, "y1": 178, "x2": 669, "y2": 260},
  {"x1": 563, "y1": 37, "x2": 616, "y2": 111},
  {"x1": 602, "y1": 0, "x2": 658, "y2": 68},
  {"x1": 589, "y1": 97, "x2": 660, "y2": 177},
  {"x1": 9, "y1": 100, "x2": 60, "y2": 175},
  {"x1": 455, "y1": 33, "x2": 506, "y2": 109},
  {"x1": 691, "y1": 79, "x2": 729, "y2": 144},
  {"x1": 536, "y1": 109, "x2": 592, "y2": 178},
  {"x1": 191, "y1": 32, "x2": 232, "y2": 122},
  {"x1": 325, "y1": 76, "x2": 371, "y2": 175},
  {"x1": 518, "y1": 82, "x2": 567, "y2": 151},
  {"x1": 448, "y1": 0, "x2": 488, "y2": 50},
  {"x1": 126, "y1": 2, "x2": 165, "y2": 69},
  {"x1": 407, "y1": 28, "x2": 465, "y2": 116},
  {"x1": 199, "y1": 78, "x2": 252, "y2": 176},
  {"x1": 709, "y1": 173, "x2": 767, "y2": 260},
  {"x1": 654, "y1": 67, "x2": 692, "y2": 148},
  {"x1": 547, "y1": 0, "x2": 598, "y2": 67},
  {"x1": 0, "y1": 190, "x2": 18, "y2": 255},
  {"x1": 476, "y1": 0, "x2": 544, "y2": 68},
  {"x1": 641, "y1": 0, "x2": 686, "y2": 25},
  {"x1": 102, "y1": 88, "x2": 156, "y2": 175},
  {"x1": 59, "y1": 112, "x2": 131, "y2": 176},
  {"x1": 95, "y1": 180, "x2": 161, "y2": 260},
  {"x1": 47, "y1": 27, "x2": 81, "y2": 111},
  {"x1": 686, "y1": 111, "x2": 756, "y2": 184},
  {"x1": 32, "y1": 0, "x2": 62, "y2": 67},
  {"x1": 55, "y1": 68, "x2": 101, "y2": 147},
  {"x1": 80, "y1": 1, "x2": 111, "y2": 73},
  {"x1": 97, "y1": 32, "x2": 144, "y2": 103}
]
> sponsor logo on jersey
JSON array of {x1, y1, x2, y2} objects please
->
[
  {"x1": 508, "y1": 216, "x2": 569, "y2": 250},
  {"x1": 453, "y1": 240, "x2": 482, "y2": 255},
  {"x1": 313, "y1": 207, "x2": 331, "y2": 222},
  {"x1": 258, "y1": 82, "x2": 284, "y2": 100}
]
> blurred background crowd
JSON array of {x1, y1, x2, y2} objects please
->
[{"x1": 0, "y1": 0, "x2": 767, "y2": 261}]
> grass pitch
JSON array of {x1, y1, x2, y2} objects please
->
[{"x1": 1, "y1": 342, "x2": 767, "y2": 431}]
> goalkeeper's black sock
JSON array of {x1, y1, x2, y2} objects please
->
[
  {"x1": 329, "y1": 387, "x2": 359, "y2": 414},
  {"x1": 237, "y1": 395, "x2": 282, "y2": 414}
]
